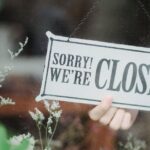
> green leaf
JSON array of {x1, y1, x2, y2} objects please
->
[{"x1": 0, "y1": 125, "x2": 10, "y2": 150}]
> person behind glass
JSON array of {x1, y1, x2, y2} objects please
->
[
  {"x1": 82, "y1": 0, "x2": 145, "y2": 131},
  {"x1": 89, "y1": 96, "x2": 139, "y2": 130}
]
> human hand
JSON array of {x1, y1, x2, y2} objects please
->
[{"x1": 89, "y1": 96, "x2": 139, "y2": 131}]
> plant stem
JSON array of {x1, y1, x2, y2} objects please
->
[
  {"x1": 37, "y1": 124, "x2": 44, "y2": 150},
  {"x1": 50, "y1": 118, "x2": 59, "y2": 141},
  {"x1": 45, "y1": 125, "x2": 48, "y2": 146},
  {"x1": 48, "y1": 118, "x2": 59, "y2": 149}
]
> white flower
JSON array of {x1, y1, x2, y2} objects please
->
[
  {"x1": 29, "y1": 111, "x2": 38, "y2": 121},
  {"x1": 0, "y1": 96, "x2": 15, "y2": 106},
  {"x1": 51, "y1": 101, "x2": 60, "y2": 110},
  {"x1": 119, "y1": 133, "x2": 147, "y2": 150},
  {"x1": 0, "y1": 65, "x2": 13, "y2": 86},
  {"x1": 4, "y1": 65, "x2": 13, "y2": 72},
  {"x1": 48, "y1": 127, "x2": 52, "y2": 134},
  {"x1": 9, "y1": 133, "x2": 35, "y2": 150},
  {"x1": 47, "y1": 117, "x2": 53, "y2": 125},
  {"x1": 44, "y1": 147, "x2": 51, "y2": 150},
  {"x1": 44, "y1": 100, "x2": 50, "y2": 112},
  {"x1": 29, "y1": 108, "x2": 45, "y2": 125},
  {"x1": 35, "y1": 108, "x2": 45, "y2": 121},
  {"x1": 52, "y1": 110, "x2": 62, "y2": 118},
  {"x1": 9, "y1": 135, "x2": 22, "y2": 145},
  {"x1": 8, "y1": 37, "x2": 28, "y2": 59}
]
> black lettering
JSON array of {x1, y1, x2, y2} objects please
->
[
  {"x1": 67, "y1": 54, "x2": 74, "y2": 67},
  {"x1": 50, "y1": 67, "x2": 62, "y2": 81},
  {"x1": 122, "y1": 62, "x2": 137, "y2": 92},
  {"x1": 95, "y1": 59, "x2": 110, "y2": 89},
  {"x1": 83, "y1": 72, "x2": 91, "y2": 86},
  {"x1": 83, "y1": 57, "x2": 90, "y2": 69},
  {"x1": 74, "y1": 71, "x2": 82, "y2": 85},
  {"x1": 135, "y1": 64, "x2": 150, "y2": 94},
  {"x1": 62, "y1": 69, "x2": 70, "y2": 83},
  {"x1": 52, "y1": 53, "x2": 59, "y2": 65},
  {"x1": 59, "y1": 54, "x2": 66, "y2": 65},
  {"x1": 75, "y1": 55, "x2": 82, "y2": 68},
  {"x1": 108, "y1": 60, "x2": 121, "y2": 91}
]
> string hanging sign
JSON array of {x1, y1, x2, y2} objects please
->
[{"x1": 36, "y1": 31, "x2": 150, "y2": 111}]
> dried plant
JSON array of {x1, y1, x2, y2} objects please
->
[
  {"x1": 118, "y1": 133, "x2": 146, "y2": 150},
  {"x1": 0, "y1": 37, "x2": 28, "y2": 106},
  {"x1": 29, "y1": 100, "x2": 62, "y2": 150},
  {"x1": 0, "y1": 37, "x2": 33, "y2": 150},
  {"x1": 0, "y1": 96, "x2": 15, "y2": 106},
  {"x1": 0, "y1": 65, "x2": 13, "y2": 88},
  {"x1": 8, "y1": 37, "x2": 28, "y2": 60},
  {"x1": 0, "y1": 36, "x2": 62, "y2": 150}
]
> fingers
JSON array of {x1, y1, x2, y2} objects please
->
[
  {"x1": 108, "y1": 109, "x2": 138, "y2": 131},
  {"x1": 89, "y1": 96, "x2": 113, "y2": 121},
  {"x1": 89, "y1": 96, "x2": 139, "y2": 131},
  {"x1": 120, "y1": 109, "x2": 138, "y2": 130},
  {"x1": 120, "y1": 112, "x2": 131, "y2": 130},
  {"x1": 99, "y1": 108, "x2": 138, "y2": 131},
  {"x1": 109, "y1": 109, "x2": 125, "y2": 130},
  {"x1": 100, "y1": 107, "x2": 117, "y2": 125}
]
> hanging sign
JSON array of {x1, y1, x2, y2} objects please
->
[{"x1": 36, "y1": 31, "x2": 150, "y2": 111}]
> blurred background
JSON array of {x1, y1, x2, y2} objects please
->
[{"x1": 0, "y1": 0, "x2": 150, "y2": 149}]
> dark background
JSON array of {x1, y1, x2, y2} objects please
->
[{"x1": 0, "y1": 0, "x2": 150, "y2": 56}]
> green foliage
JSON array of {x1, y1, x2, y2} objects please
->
[
  {"x1": 0, "y1": 125, "x2": 30, "y2": 150},
  {"x1": 0, "y1": 125, "x2": 9, "y2": 150}
]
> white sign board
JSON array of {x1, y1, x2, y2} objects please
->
[{"x1": 36, "y1": 31, "x2": 150, "y2": 111}]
